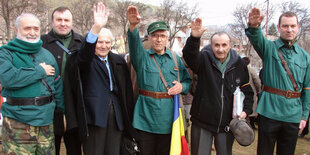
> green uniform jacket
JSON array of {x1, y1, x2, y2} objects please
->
[
  {"x1": 128, "y1": 28, "x2": 191, "y2": 134},
  {"x1": 246, "y1": 27, "x2": 310, "y2": 123},
  {"x1": 0, "y1": 46, "x2": 64, "y2": 126}
]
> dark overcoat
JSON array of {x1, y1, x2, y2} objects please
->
[{"x1": 64, "y1": 41, "x2": 137, "y2": 142}]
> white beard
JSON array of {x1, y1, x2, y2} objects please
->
[{"x1": 16, "y1": 31, "x2": 40, "y2": 43}]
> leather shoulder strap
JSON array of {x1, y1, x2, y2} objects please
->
[
  {"x1": 150, "y1": 55, "x2": 169, "y2": 91},
  {"x1": 171, "y1": 51, "x2": 180, "y2": 82},
  {"x1": 277, "y1": 49, "x2": 299, "y2": 92}
]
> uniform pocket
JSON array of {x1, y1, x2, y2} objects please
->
[
  {"x1": 142, "y1": 66, "x2": 160, "y2": 89},
  {"x1": 290, "y1": 60, "x2": 306, "y2": 84}
]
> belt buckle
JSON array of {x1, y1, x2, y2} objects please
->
[
  {"x1": 285, "y1": 90, "x2": 293, "y2": 98},
  {"x1": 154, "y1": 93, "x2": 159, "y2": 99},
  {"x1": 34, "y1": 97, "x2": 40, "y2": 105}
]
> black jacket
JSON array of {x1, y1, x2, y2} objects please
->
[
  {"x1": 183, "y1": 36, "x2": 253, "y2": 133},
  {"x1": 41, "y1": 30, "x2": 83, "y2": 73},
  {"x1": 41, "y1": 30, "x2": 83, "y2": 136},
  {"x1": 64, "y1": 41, "x2": 137, "y2": 142}
]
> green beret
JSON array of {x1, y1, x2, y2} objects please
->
[{"x1": 147, "y1": 21, "x2": 169, "y2": 34}]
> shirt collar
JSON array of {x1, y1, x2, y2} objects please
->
[
  {"x1": 147, "y1": 47, "x2": 173, "y2": 59},
  {"x1": 275, "y1": 38, "x2": 298, "y2": 53},
  {"x1": 98, "y1": 55, "x2": 109, "y2": 62}
]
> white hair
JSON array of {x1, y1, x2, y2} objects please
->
[
  {"x1": 15, "y1": 13, "x2": 40, "y2": 28},
  {"x1": 98, "y1": 28, "x2": 114, "y2": 41}
]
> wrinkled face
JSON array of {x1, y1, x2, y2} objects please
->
[
  {"x1": 95, "y1": 34, "x2": 112, "y2": 59},
  {"x1": 52, "y1": 10, "x2": 73, "y2": 36},
  {"x1": 150, "y1": 30, "x2": 168, "y2": 54},
  {"x1": 278, "y1": 16, "x2": 299, "y2": 41},
  {"x1": 15, "y1": 16, "x2": 40, "y2": 43},
  {"x1": 211, "y1": 34, "x2": 231, "y2": 63}
]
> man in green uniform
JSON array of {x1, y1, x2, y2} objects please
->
[
  {"x1": 246, "y1": 8, "x2": 310, "y2": 155},
  {"x1": 0, "y1": 13, "x2": 64, "y2": 154},
  {"x1": 127, "y1": 6, "x2": 191, "y2": 155}
]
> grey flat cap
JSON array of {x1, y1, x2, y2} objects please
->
[{"x1": 229, "y1": 118, "x2": 254, "y2": 146}]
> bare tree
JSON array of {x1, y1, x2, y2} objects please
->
[
  {"x1": 109, "y1": 0, "x2": 149, "y2": 50},
  {"x1": 157, "y1": 0, "x2": 199, "y2": 48},
  {"x1": 70, "y1": 0, "x2": 98, "y2": 36},
  {"x1": 229, "y1": 1, "x2": 275, "y2": 56}
]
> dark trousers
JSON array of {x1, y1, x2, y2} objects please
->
[
  {"x1": 138, "y1": 130, "x2": 171, "y2": 155},
  {"x1": 83, "y1": 104, "x2": 122, "y2": 155},
  {"x1": 191, "y1": 123, "x2": 234, "y2": 155},
  {"x1": 54, "y1": 113, "x2": 82, "y2": 155},
  {"x1": 257, "y1": 115, "x2": 299, "y2": 155}
]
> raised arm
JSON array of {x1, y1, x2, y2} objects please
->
[
  {"x1": 248, "y1": 8, "x2": 265, "y2": 28},
  {"x1": 245, "y1": 8, "x2": 272, "y2": 58},
  {"x1": 190, "y1": 18, "x2": 207, "y2": 38},
  {"x1": 90, "y1": 2, "x2": 109, "y2": 35},
  {"x1": 126, "y1": 5, "x2": 145, "y2": 70},
  {"x1": 182, "y1": 18, "x2": 206, "y2": 73},
  {"x1": 78, "y1": 2, "x2": 109, "y2": 67},
  {"x1": 127, "y1": 5, "x2": 141, "y2": 32}
]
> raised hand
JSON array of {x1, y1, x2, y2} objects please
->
[
  {"x1": 127, "y1": 5, "x2": 141, "y2": 32},
  {"x1": 190, "y1": 18, "x2": 207, "y2": 38},
  {"x1": 248, "y1": 8, "x2": 265, "y2": 28},
  {"x1": 91, "y1": 2, "x2": 110, "y2": 34}
]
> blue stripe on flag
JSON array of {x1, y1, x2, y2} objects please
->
[{"x1": 173, "y1": 95, "x2": 180, "y2": 121}]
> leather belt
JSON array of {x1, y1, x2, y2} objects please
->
[
  {"x1": 6, "y1": 96, "x2": 54, "y2": 106},
  {"x1": 262, "y1": 85, "x2": 301, "y2": 98},
  {"x1": 139, "y1": 89, "x2": 172, "y2": 99}
]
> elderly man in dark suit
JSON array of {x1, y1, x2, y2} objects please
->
[{"x1": 64, "y1": 2, "x2": 137, "y2": 155}]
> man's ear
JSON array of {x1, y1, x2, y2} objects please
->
[{"x1": 14, "y1": 27, "x2": 18, "y2": 35}]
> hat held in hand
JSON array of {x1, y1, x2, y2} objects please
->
[{"x1": 229, "y1": 118, "x2": 254, "y2": 146}]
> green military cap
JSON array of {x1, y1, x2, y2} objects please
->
[{"x1": 147, "y1": 21, "x2": 169, "y2": 34}]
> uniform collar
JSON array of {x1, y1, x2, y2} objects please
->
[
  {"x1": 275, "y1": 38, "x2": 298, "y2": 53},
  {"x1": 147, "y1": 47, "x2": 173, "y2": 59}
]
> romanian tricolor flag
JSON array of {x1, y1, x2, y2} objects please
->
[
  {"x1": 0, "y1": 95, "x2": 3, "y2": 108},
  {"x1": 170, "y1": 94, "x2": 189, "y2": 155}
]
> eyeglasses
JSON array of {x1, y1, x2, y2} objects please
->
[{"x1": 151, "y1": 33, "x2": 168, "y2": 39}]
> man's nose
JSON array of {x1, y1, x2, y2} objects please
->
[
  {"x1": 29, "y1": 29, "x2": 36, "y2": 35},
  {"x1": 287, "y1": 26, "x2": 292, "y2": 32},
  {"x1": 61, "y1": 20, "x2": 65, "y2": 25}
]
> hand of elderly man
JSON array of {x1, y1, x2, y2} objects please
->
[
  {"x1": 127, "y1": 5, "x2": 141, "y2": 32},
  {"x1": 238, "y1": 111, "x2": 247, "y2": 120},
  {"x1": 39, "y1": 62, "x2": 55, "y2": 76},
  {"x1": 190, "y1": 18, "x2": 207, "y2": 38},
  {"x1": 91, "y1": 2, "x2": 110, "y2": 34}
]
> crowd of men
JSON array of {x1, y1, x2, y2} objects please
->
[{"x1": 0, "y1": 2, "x2": 309, "y2": 155}]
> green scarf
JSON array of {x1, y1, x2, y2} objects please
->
[
  {"x1": 216, "y1": 52, "x2": 231, "y2": 74},
  {"x1": 2, "y1": 38, "x2": 43, "y2": 97}
]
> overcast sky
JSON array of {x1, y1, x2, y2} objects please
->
[{"x1": 130, "y1": 0, "x2": 310, "y2": 26}]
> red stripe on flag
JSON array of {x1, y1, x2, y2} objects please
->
[{"x1": 181, "y1": 136, "x2": 189, "y2": 155}]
